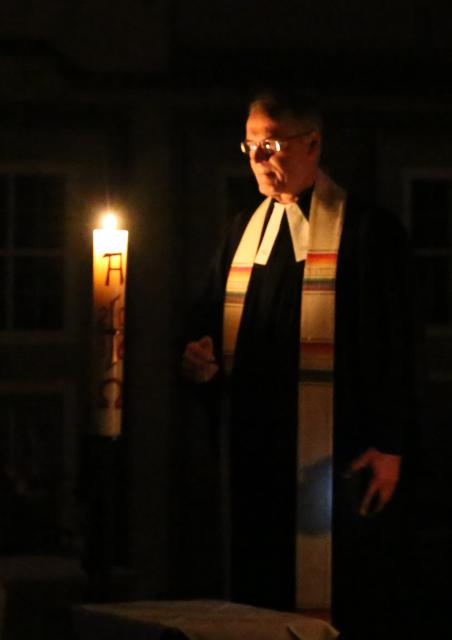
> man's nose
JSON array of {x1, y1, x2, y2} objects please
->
[{"x1": 251, "y1": 145, "x2": 270, "y2": 163}]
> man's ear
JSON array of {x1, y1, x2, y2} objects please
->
[
  {"x1": 307, "y1": 130, "x2": 322, "y2": 158},
  {"x1": 309, "y1": 131, "x2": 321, "y2": 150}
]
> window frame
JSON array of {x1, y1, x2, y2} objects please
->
[
  {"x1": 403, "y1": 166, "x2": 452, "y2": 337},
  {"x1": 0, "y1": 165, "x2": 72, "y2": 341}
]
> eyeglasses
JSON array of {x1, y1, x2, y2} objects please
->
[{"x1": 240, "y1": 131, "x2": 313, "y2": 156}]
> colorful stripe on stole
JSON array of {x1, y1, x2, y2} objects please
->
[
  {"x1": 223, "y1": 264, "x2": 254, "y2": 371},
  {"x1": 299, "y1": 249, "x2": 337, "y2": 378},
  {"x1": 298, "y1": 344, "x2": 335, "y2": 381},
  {"x1": 224, "y1": 264, "x2": 254, "y2": 305},
  {"x1": 303, "y1": 251, "x2": 338, "y2": 291}
]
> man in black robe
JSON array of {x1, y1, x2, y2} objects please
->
[{"x1": 182, "y1": 90, "x2": 413, "y2": 640}]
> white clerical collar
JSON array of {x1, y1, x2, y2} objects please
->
[{"x1": 254, "y1": 201, "x2": 309, "y2": 265}]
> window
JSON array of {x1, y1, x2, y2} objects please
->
[
  {"x1": 409, "y1": 176, "x2": 452, "y2": 327},
  {"x1": 0, "y1": 395, "x2": 64, "y2": 553},
  {"x1": 0, "y1": 173, "x2": 66, "y2": 331}
]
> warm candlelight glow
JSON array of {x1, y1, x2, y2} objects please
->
[
  {"x1": 102, "y1": 212, "x2": 118, "y2": 231},
  {"x1": 92, "y1": 213, "x2": 129, "y2": 437}
]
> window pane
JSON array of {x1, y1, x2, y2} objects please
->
[
  {"x1": 0, "y1": 174, "x2": 7, "y2": 249},
  {"x1": 14, "y1": 175, "x2": 65, "y2": 249},
  {"x1": 415, "y1": 255, "x2": 451, "y2": 325},
  {"x1": 412, "y1": 179, "x2": 450, "y2": 250},
  {"x1": 13, "y1": 256, "x2": 64, "y2": 329}
]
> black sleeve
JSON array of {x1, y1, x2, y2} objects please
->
[{"x1": 335, "y1": 200, "x2": 415, "y2": 459}]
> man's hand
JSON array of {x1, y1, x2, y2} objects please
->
[
  {"x1": 349, "y1": 447, "x2": 401, "y2": 516},
  {"x1": 182, "y1": 336, "x2": 219, "y2": 384}
]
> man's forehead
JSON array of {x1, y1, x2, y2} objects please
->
[{"x1": 245, "y1": 109, "x2": 300, "y2": 138}]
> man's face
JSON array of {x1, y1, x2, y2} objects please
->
[{"x1": 245, "y1": 108, "x2": 321, "y2": 204}]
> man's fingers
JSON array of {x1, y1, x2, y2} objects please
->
[
  {"x1": 349, "y1": 450, "x2": 371, "y2": 473},
  {"x1": 359, "y1": 479, "x2": 397, "y2": 516},
  {"x1": 184, "y1": 345, "x2": 209, "y2": 367},
  {"x1": 184, "y1": 340, "x2": 215, "y2": 364},
  {"x1": 187, "y1": 362, "x2": 219, "y2": 383},
  {"x1": 182, "y1": 338, "x2": 219, "y2": 383},
  {"x1": 198, "y1": 335, "x2": 215, "y2": 356},
  {"x1": 182, "y1": 358, "x2": 218, "y2": 382},
  {"x1": 189, "y1": 338, "x2": 216, "y2": 363},
  {"x1": 376, "y1": 481, "x2": 397, "y2": 509},
  {"x1": 359, "y1": 482, "x2": 378, "y2": 516}
]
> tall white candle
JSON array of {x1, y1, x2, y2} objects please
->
[{"x1": 92, "y1": 212, "x2": 128, "y2": 437}]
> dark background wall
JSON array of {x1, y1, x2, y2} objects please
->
[{"x1": 0, "y1": 0, "x2": 451, "y2": 616}]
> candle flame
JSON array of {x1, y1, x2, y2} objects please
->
[{"x1": 102, "y1": 212, "x2": 118, "y2": 230}]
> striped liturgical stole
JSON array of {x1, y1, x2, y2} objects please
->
[{"x1": 223, "y1": 169, "x2": 346, "y2": 610}]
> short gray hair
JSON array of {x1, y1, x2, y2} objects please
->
[{"x1": 248, "y1": 89, "x2": 323, "y2": 133}]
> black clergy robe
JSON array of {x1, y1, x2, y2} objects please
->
[
  {"x1": 228, "y1": 206, "x2": 304, "y2": 611},
  {"x1": 187, "y1": 189, "x2": 414, "y2": 636}
]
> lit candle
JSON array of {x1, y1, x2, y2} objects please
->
[{"x1": 92, "y1": 211, "x2": 128, "y2": 437}]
